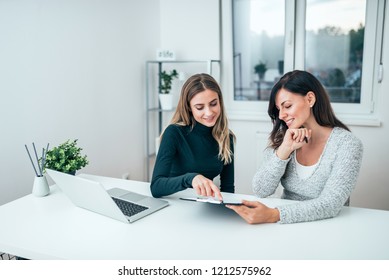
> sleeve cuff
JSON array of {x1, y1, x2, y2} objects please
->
[{"x1": 183, "y1": 173, "x2": 198, "y2": 188}]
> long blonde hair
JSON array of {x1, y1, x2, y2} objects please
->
[{"x1": 168, "y1": 73, "x2": 234, "y2": 164}]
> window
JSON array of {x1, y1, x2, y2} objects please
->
[
  {"x1": 222, "y1": 0, "x2": 385, "y2": 123},
  {"x1": 233, "y1": 0, "x2": 285, "y2": 101},
  {"x1": 305, "y1": 0, "x2": 365, "y2": 104}
]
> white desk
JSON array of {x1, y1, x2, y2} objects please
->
[{"x1": 0, "y1": 174, "x2": 388, "y2": 260}]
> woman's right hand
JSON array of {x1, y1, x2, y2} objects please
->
[
  {"x1": 192, "y1": 175, "x2": 223, "y2": 201},
  {"x1": 276, "y1": 127, "x2": 311, "y2": 160},
  {"x1": 226, "y1": 200, "x2": 280, "y2": 224}
]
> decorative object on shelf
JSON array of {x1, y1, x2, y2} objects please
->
[
  {"x1": 156, "y1": 49, "x2": 176, "y2": 61},
  {"x1": 158, "y1": 94, "x2": 173, "y2": 110},
  {"x1": 254, "y1": 61, "x2": 268, "y2": 81},
  {"x1": 159, "y1": 69, "x2": 179, "y2": 110},
  {"x1": 43, "y1": 139, "x2": 89, "y2": 175},
  {"x1": 25, "y1": 142, "x2": 50, "y2": 197}
]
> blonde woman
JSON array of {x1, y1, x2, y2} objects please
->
[{"x1": 150, "y1": 73, "x2": 235, "y2": 200}]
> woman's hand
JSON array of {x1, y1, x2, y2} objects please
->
[
  {"x1": 192, "y1": 175, "x2": 223, "y2": 201},
  {"x1": 226, "y1": 200, "x2": 280, "y2": 224},
  {"x1": 276, "y1": 127, "x2": 311, "y2": 160}
]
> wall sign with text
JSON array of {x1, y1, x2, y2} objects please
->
[{"x1": 156, "y1": 49, "x2": 176, "y2": 61}]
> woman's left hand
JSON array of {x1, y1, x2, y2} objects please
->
[{"x1": 226, "y1": 200, "x2": 280, "y2": 224}]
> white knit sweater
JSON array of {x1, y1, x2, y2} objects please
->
[{"x1": 252, "y1": 127, "x2": 363, "y2": 224}]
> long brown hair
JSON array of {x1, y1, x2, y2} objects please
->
[
  {"x1": 168, "y1": 73, "x2": 235, "y2": 164},
  {"x1": 268, "y1": 70, "x2": 349, "y2": 149}
]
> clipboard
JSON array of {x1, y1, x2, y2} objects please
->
[{"x1": 180, "y1": 197, "x2": 243, "y2": 206}]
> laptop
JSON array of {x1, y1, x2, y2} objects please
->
[{"x1": 46, "y1": 169, "x2": 169, "y2": 223}]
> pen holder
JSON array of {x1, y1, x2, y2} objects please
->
[{"x1": 32, "y1": 175, "x2": 50, "y2": 197}]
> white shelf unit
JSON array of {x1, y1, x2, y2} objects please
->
[{"x1": 145, "y1": 59, "x2": 221, "y2": 180}]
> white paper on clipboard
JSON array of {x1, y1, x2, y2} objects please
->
[{"x1": 180, "y1": 197, "x2": 243, "y2": 206}]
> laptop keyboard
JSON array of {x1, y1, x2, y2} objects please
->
[{"x1": 111, "y1": 197, "x2": 148, "y2": 217}]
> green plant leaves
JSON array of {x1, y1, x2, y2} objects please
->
[
  {"x1": 43, "y1": 139, "x2": 88, "y2": 174},
  {"x1": 159, "y1": 69, "x2": 178, "y2": 94}
]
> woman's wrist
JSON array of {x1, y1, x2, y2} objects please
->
[
  {"x1": 276, "y1": 146, "x2": 292, "y2": 160},
  {"x1": 268, "y1": 208, "x2": 280, "y2": 223}
]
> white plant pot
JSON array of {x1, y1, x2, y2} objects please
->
[
  {"x1": 32, "y1": 175, "x2": 50, "y2": 197},
  {"x1": 159, "y1": 93, "x2": 173, "y2": 110}
]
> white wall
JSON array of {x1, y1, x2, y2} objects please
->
[
  {"x1": 159, "y1": 0, "x2": 220, "y2": 60},
  {"x1": 0, "y1": 0, "x2": 160, "y2": 205}
]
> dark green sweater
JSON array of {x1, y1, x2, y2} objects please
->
[{"x1": 150, "y1": 122, "x2": 235, "y2": 197}]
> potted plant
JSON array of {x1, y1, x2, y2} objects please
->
[
  {"x1": 43, "y1": 139, "x2": 89, "y2": 175},
  {"x1": 254, "y1": 61, "x2": 268, "y2": 81},
  {"x1": 159, "y1": 69, "x2": 178, "y2": 110}
]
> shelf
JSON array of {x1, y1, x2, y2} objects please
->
[
  {"x1": 147, "y1": 107, "x2": 176, "y2": 112},
  {"x1": 146, "y1": 59, "x2": 220, "y2": 63}
]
